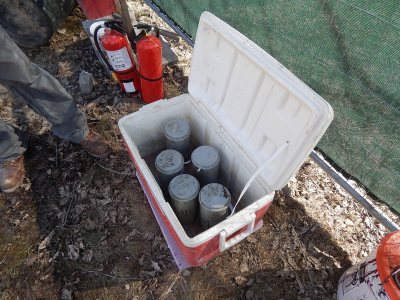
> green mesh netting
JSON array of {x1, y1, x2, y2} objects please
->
[{"x1": 149, "y1": 0, "x2": 400, "y2": 213}]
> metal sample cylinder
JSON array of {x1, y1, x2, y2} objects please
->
[
  {"x1": 155, "y1": 149, "x2": 184, "y2": 195},
  {"x1": 169, "y1": 174, "x2": 200, "y2": 224},
  {"x1": 199, "y1": 183, "x2": 231, "y2": 230},
  {"x1": 164, "y1": 118, "x2": 191, "y2": 161},
  {"x1": 191, "y1": 145, "x2": 220, "y2": 186}
]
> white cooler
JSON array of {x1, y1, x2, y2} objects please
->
[{"x1": 119, "y1": 12, "x2": 334, "y2": 270}]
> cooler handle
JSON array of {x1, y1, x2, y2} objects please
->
[{"x1": 219, "y1": 213, "x2": 256, "y2": 251}]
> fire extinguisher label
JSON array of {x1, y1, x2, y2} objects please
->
[
  {"x1": 122, "y1": 81, "x2": 136, "y2": 93},
  {"x1": 106, "y1": 47, "x2": 133, "y2": 72}
]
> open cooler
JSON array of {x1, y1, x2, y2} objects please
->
[{"x1": 118, "y1": 12, "x2": 333, "y2": 269}]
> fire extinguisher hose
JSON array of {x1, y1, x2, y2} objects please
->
[{"x1": 93, "y1": 25, "x2": 113, "y2": 71}]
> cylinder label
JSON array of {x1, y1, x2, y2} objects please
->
[{"x1": 106, "y1": 47, "x2": 133, "y2": 71}]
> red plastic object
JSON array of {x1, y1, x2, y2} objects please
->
[
  {"x1": 136, "y1": 35, "x2": 163, "y2": 103},
  {"x1": 127, "y1": 149, "x2": 273, "y2": 269},
  {"x1": 376, "y1": 230, "x2": 400, "y2": 300},
  {"x1": 77, "y1": 0, "x2": 116, "y2": 19},
  {"x1": 100, "y1": 29, "x2": 141, "y2": 94}
]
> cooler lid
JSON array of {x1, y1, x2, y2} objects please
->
[{"x1": 188, "y1": 12, "x2": 333, "y2": 190}]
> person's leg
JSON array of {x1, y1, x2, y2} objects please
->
[
  {"x1": 0, "y1": 24, "x2": 89, "y2": 143},
  {"x1": 0, "y1": 24, "x2": 110, "y2": 163},
  {"x1": 0, "y1": 121, "x2": 26, "y2": 192},
  {"x1": 0, "y1": 121, "x2": 27, "y2": 161}
]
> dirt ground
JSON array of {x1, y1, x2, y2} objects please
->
[{"x1": 0, "y1": 1, "x2": 399, "y2": 300}]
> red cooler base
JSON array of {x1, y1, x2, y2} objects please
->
[{"x1": 133, "y1": 156, "x2": 272, "y2": 269}]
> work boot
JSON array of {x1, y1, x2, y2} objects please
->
[
  {"x1": 0, "y1": 156, "x2": 25, "y2": 193},
  {"x1": 80, "y1": 130, "x2": 111, "y2": 158}
]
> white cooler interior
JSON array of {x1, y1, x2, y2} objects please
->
[{"x1": 121, "y1": 94, "x2": 272, "y2": 213}]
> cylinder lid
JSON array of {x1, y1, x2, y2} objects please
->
[
  {"x1": 191, "y1": 145, "x2": 220, "y2": 170},
  {"x1": 169, "y1": 174, "x2": 200, "y2": 202},
  {"x1": 199, "y1": 183, "x2": 231, "y2": 210},
  {"x1": 376, "y1": 230, "x2": 400, "y2": 299},
  {"x1": 164, "y1": 119, "x2": 191, "y2": 141},
  {"x1": 155, "y1": 149, "x2": 184, "y2": 175}
]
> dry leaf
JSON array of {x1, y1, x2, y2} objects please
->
[
  {"x1": 67, "y1": 245, "x2": 79, "y2": 261},
  {"x1": 138, "y1": 254, "x2": 145, "y2": 266},
  {"x1": 235, "y1": 276, "x2": 247, "y2": 286},
  {"x1": 240, "y1": 261, "x2": 249, "y2": 273},
  {"x1": 38, "y1": 231, "x2": 54, "y2": 251},
  {"x1": 151, "y1": 260, "x2": 162, "y2": 272},
  {"x1": 82, "y1": 249, "x2": 94, "y2": 262}
]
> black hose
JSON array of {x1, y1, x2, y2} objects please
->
[
  {"x1": 106, "y1": 20, "x2": 127, "y2": 35},
  {"x1": 135, "y1": 23, "x2": 179, "y2": 40},
  {"x1": 93, "y1": 25, "x2": 113, "y2": 72},
  {"x1": 134, "y1": 30, "x2": 147, "y2": 43}
]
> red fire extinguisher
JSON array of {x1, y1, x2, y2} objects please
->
[
  {"x1": 135, "y1": 26, "x2": 163, "y2": 103},
  {"x1": 93, "y1": 22, "x2": 141, "y2": 94}
]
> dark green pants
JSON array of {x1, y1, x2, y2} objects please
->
[{"x1": 0, "y1": 25, "x2": 88, "y2": 161}]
